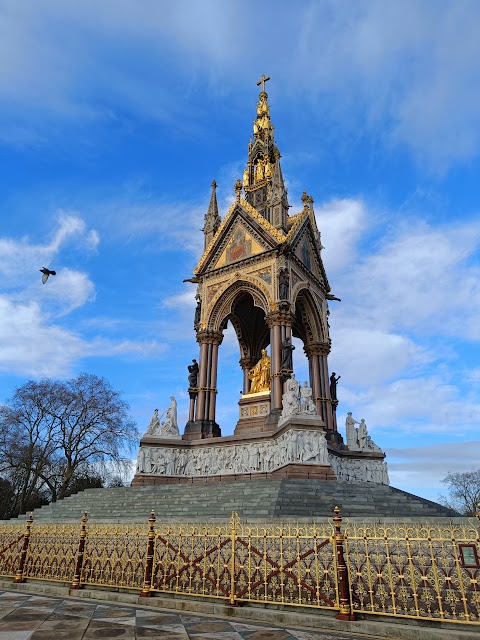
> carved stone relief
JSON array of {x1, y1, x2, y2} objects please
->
[
  {"x1": 136, "y1": 428, "x2": 329, "y2": 476},
  {"x1": 329, "y1": 456, "x2": 389, "y2": 485}
]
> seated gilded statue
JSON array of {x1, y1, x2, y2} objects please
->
[{"x1": 247, "y1": 349, "x2": 271, "y2": 394}]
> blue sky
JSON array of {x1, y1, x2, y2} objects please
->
[{"x1": 1, "y1": 0, "x2": 480, "y2": 502}]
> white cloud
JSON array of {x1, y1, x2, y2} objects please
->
[
  {"x1": 95, "y1": 198, "x2": 206, "y2": 255},
  {"x1": 41, "y1": 269, "x2": 96, "y2": 316},
  {"x1": 1, "y1": 2, "x2": 479, "y2": 167},
  {"x1": 163, "y1": 289, "x2": 196, "y2": 309},
  {"x1": 344, "y1": 220, "x2": 480, "y2": 338},
  {"x1": 0, "y1": 297, "x2": 85, "y2": 377},
  {"x1": 387, "y1": 441, "x2": 480, "y2": 499},
  {"x1": 0, "y1": 210, "x2": 99, "y2": 280},
  {"x1": 315, "y1": 199, "x2": 368, "y2": 273},
  {"x1": 0, "y1": 213, "x2": 166, "y2": 378},
  {"x1": 331, "y1": 326, "x2": 430, "y2": 386},
  {"x1": 0, "y1": 296, "x2": 165, "y2": 378}
]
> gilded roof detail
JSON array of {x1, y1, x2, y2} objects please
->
[{"x1": 194, "y1": 198, "x2": 286, "y2": 275}]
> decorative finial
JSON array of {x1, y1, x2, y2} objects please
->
[
  {"x1": 234, "y1": 179, "x2": 242, "y2": 202},
  {"x1": 256, "y1": 74, "x2": 270, "y2": 95},
  {"x1": 211, "y1": 180, "x2": 217, "y2": 190},
  {"x1": 301, "y1": 191, "x2": 309, "y2": 211}
]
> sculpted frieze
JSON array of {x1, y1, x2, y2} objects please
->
[
  {"x1": 136, "y1": 429, "x2": 389, "y2": 485},
  {"x1": 136, "y1": 428, "x2": 330, "y2": 477}
]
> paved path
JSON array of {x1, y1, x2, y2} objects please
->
[{"x1": 0, "y1": 589, "x2": 375, "y2": 640}]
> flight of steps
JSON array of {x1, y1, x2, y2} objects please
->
[{"x1": 3, "y1": 479, "x2": 458, "y2": 523}]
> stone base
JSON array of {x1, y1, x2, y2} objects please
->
[
  {"x1": 234, "y1": 391, "x2": 271, "y2": 435},
  {"x1": 325, "y1": 429, "x2": 345, "y2": 446},
  {"x1": 132, "y1": 463, "x2": 336, "y2": 486},
  {"x1": 277, "y1": 414, "x2": 326, "y2": 430},
  {"x1": 183, "y1": 420, "x2": 221, "y2": 440}
]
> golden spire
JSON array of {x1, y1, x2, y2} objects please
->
[{"x1": 253, "y1": 74, "x2": 273, "y2": 140}]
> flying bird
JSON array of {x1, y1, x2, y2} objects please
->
[{"x1": 39, "y1": 267, "x2": 56, "y2": 284}]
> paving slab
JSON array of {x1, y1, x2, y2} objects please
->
[{"x1": 0, "y1": 586, "x2": 479, "y2": 640}]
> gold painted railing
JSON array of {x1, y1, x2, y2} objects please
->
[
  {"x1": 344, "y1": 520, "x2": 480, "y2": 624},
  {"x1": 1, "y1": 507, "x2": 479, "y2": 627},
  {"x1": 150, "y1": 514, "x2": 339, "y2": 609}
]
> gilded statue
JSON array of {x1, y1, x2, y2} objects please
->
[
  {"x1": 255, "y1": 158, "x2": 265, "y2": 181},
  {"x1": 243, "y1": 167, "x2": 249, "y2": 187},
  {"x1": 248, "y1": 349, "x2": 271, "y2": 393},
  {"x1": 259, "y1": 114, "x2": 270, "y2": 130},
  {"x1": 265, "y1": 159, "x2": 273, "y2": 179},
  {"x1": 253, "y1": 120, "x2": 259, "y2": 135},
  {"x1": 257, "y1": 97, "x2": 268, "y2": 116}
]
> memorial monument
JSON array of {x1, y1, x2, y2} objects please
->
[{"x1": 132, "y1": 77, "x2": 388, "y2": 488}]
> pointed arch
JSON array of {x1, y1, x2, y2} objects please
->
[
  {"x1": 292, "y1": 286, "x2": 326, "y2": 346},
  {"x1": 207, "y1": 277, "x2": 271, "y2": 334}
]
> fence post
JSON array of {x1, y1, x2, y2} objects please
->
[
  {"x1": 71, "y1": 512, "x2": 88, "y2": 589},
  {"x1": 140, "y1": 510, "x2": 156, "y2": 597},
  {"x1": 333, "y1": 506, "x2": 355, "y2": 621},
  {"x1": 228, "y1": 512, "x2": 239, "y2": 605},
  {"x1": 13, "y1": 513, "x2": 33, "y2": 583}
]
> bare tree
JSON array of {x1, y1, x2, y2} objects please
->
[
  {"x1": 440, "y1": 470, "x2": 480, "y2": 516},
  {"x1": 0, "y1": 374, "x2": 138, "y2": 515},
  {"x1": 0, "y1": 379, "x2": 60, "y2": 514}
]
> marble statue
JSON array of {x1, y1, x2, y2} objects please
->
[
  {"x1": 300, "y1": 382, "x2": 316, "y2": 415},
  {"x1": 188, "y1": 359, "x2": 199, "y2": 388},
  {"x1": 345, "y1": 412, "x2": 360, "y2": 449},
  {"x1": 158, "y1": 396, "x2": 180, "y2": 437},
  {"x1": 281, "y1": 374, "x2": 301, "y2": 418},
  {"x1": 146, "y1": 409, "x2": 161, "y2": 435},
  {"x1": 281, "y1": 336, "x2": 294, "y2": 371},
  {"x1": 248, "y1": 349, "x2": 270, "y2": 393},
  {"x1": 358, "y1": 419, "x2": 368, "y2": 449}
]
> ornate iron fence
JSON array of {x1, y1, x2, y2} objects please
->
[
  {"x1": 0, "y1": 523, "x2": 24, "y2": 578},
  {"x1": 1, "y1": 507, "x2": 479, "y2": 628},
  {"x1": 81, "y1": 522, "x2": 147, "y2": 590},
  {"x1": 149, "y1": 515, "x2": 339, "y2": 609},
  {"x1": 22, "y1": 522, "x2": 78, "y2": 583},
  {"x1": 151, "y1": 519, "x2": 233, "y2": 600},
  {"x1": 344, "y1": 520, "x2": 480, "y2": 624},
  {"x1": 233, "y1": 519, "x2": 338, "y2": 608}
]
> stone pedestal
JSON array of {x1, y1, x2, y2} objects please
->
[
  {"x1": 183, "y1": 419, "x2": 221, "y2": 440},
  {"x1": 277, "y1": 413, "x2": 326, "y2": 431},
  {"x1": 234, "y1": 391, "x2": 271, "y2": 435}
]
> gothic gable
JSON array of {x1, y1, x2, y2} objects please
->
[
  {"x1": 194, "y1": 200, "x2": 285, "y2": 275},
  {"x1": 288, "y1": 214, "x2": 329, "y2": 290}
]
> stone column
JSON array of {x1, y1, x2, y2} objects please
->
[
  {"x1": 240, "y1": 356, "x2": 256, "y2": 394},
  {"x1": 265, "y1": 308, "x2": 293, "y2": 417},
  {"x1": 185, "y1": 330, "x2": 223, "y2": 439},
  {"x1": 195, "y1": 340, "x2": 209, "y2": 421},
  {"x1": 208, "y1": 334, "x2": 223, "y2": 421},
  {"x1": 304, "y1": 341, "x2": 333, "y2": 431}
]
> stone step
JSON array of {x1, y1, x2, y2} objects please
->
[{"x1": 1, "y1": 479, "x2": 458, "y2": 523}]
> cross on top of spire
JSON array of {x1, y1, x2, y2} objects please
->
[{"x1": 256, "y1": 74, "x2": 270, "y2": 94}]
